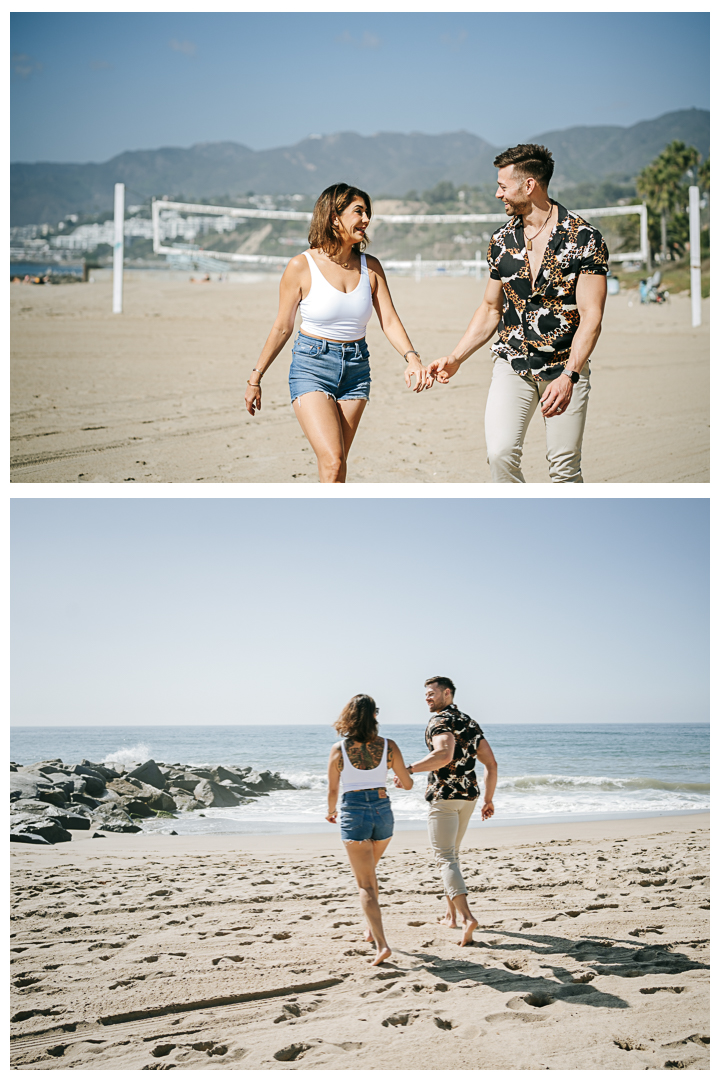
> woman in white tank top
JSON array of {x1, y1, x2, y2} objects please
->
[
  {"x1": 326, "y1": 694, "x2": 413, "y2": 966},
  {"x1": 244, "y1": 183, "x2": 435, "y2": 483}
]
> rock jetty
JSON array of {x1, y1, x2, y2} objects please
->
[{"x1": 10, "y1": 758, "x2": 295, "y2": 845}]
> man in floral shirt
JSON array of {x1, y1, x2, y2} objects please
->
[
  {"x1": 397, "y1": 676, "x2": 497, "y2": 946},
  {"x1": 429, "y1": 143, "x2": 608, "y2": 483}
]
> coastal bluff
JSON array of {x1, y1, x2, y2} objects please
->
[{"x1": 10, "y1": 757, "x2": 295, "y2": 844}]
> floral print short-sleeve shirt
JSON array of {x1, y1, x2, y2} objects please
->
[
  {"x1": 425, "y1": 704, "x2": 485, "y2": 803},
  {"x1": 487, "y1": 201, "x2": 609, "y2": 383}
]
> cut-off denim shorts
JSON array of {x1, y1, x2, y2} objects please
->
[
  {"x1": 289, "y1": 331, "x2": 371, "y2": 404},
  {"x1": 340, "y1": 788, "x2": 394, "y2": 843}
]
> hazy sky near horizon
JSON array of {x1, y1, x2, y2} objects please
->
[
  {"x1": 11, "y1": 498, "x2": 708, "y2": 729},
  {"x1": 11, "y1": 11, "x2": 710, "y2": 163}
]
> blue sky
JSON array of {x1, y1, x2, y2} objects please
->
[
  {"x1": 11, "y1": 498, "x2": 709, "y2": 728},
  {"x1": 11, "y1": 11, "x2": 710, "y2": 163}
]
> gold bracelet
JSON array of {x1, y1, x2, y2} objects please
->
[{"x1": 247, "y1": 380, "x2": 261, "y2": 387}]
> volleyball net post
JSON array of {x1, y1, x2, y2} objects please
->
[
  {"x1": 688, "y1": 186, "x2": 702, "y2": 328},
  {"x1": 112, "y1": 183, "x2": 125, "y2": 313}
]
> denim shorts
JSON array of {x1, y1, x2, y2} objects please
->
[
  {"x1": 289, "y1": 332, "x2": 371, "y2": 404},
  {"x1": 340, "y1": 788, "x2": 394, "y2": 842}
]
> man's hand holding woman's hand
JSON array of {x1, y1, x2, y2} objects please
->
[{"x1": 427, "y1": 356, "x2": 462, "y2": 383}]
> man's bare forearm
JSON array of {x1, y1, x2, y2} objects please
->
[
  {"x1": 450, "y1": 301, "x2": 502, "y2": 364},
  {"x1": 483, "y1": 766, "x2": 497, "y2": 804},
  {"x1": 410, "y1": 749, "x2": 453, "y2": 773},
  {"x1": 565, "y1": 312, "x2": 603, "y2": 375}
]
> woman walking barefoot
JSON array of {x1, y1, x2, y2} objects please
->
[
  {"x1": 326, "y1": 695, "x2": 413, "y2": 964},
  {"x1": 244, "y1": 183, "x2": 433, "y2": 482}
]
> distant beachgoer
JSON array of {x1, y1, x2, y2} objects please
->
[
  {"x1": 429, "y1": 144, "x2": 609, "y2": 483},
  {"x1": 395, "y1": 676, "x2": 497, "y2": 946},
  {"x1": 245, "y1": 183, "x2": 433, "y2": 482},
  {"x1": 326, "y1": 694, "x2": 414, "y2": 964}
]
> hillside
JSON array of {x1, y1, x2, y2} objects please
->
[{"x1": 10, "y1": 109, "x2": 709, "y2": 226}]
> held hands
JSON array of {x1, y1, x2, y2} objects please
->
[
  {"x1": 404, "y1": 356, "x2": 434, "y2": 393},
  {"x1": 427, "y1": 356, "x2": 462, "y2": 383},
  {"x1": 540, "y1": 374, "x2": 573, "y2": 417},
  {"x1": 392, "y1": 775, "x2": 404, "y2": 788},
  {"x1": 245, "y1": 381, "x2": 262, "y2": 416},
  {"x1": 481, "y1": 800, "x2": 494, "y2": 821}
]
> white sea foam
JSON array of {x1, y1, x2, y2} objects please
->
[{"x1": 102, "y1": 743, "x2": 151, "y2": 768}]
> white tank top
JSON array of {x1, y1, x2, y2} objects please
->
[
  {"x1": 299, "y1": 250, "x2": 374, "y2": 342},
  {"x1": 340, "y1": 738, "x2": 388, "y2": 792}
]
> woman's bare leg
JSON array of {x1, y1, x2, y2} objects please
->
[
  {"x1": 364, "y1": 837, "x2": 392, "y2": 942},
  {"x1": 344, "y1": 839, "x2": 391, "y2": 964},
  {"x1": 292, "y1": 393, "x2": 366, "y2": 483},
  {"x1": 337, "y1": 398, "x2": 368, "y2": 457}
]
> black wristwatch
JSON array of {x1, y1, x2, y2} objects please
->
[{"x1": 563, "y1": 368, "x2": 580, "y2": 385}]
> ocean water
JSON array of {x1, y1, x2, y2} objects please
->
[{"x1": 10, "y1": 723, "x2": 709, "y2": 836}]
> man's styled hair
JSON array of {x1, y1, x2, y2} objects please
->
[
  {"x1": 308, "y1": 183, "x2": 372, "y2": 257},
  {"x1": 334, "y1": 693, "x2": 378, "y2": 743},
  {"x1": 493, "y1": 144, "x2": 555, "y2": 189},
  {"x1": 424, "y1": 676, "x2": 456, "y2": 696}
]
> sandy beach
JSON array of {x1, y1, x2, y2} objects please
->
[
  {"x1": 11, "y1": 272, "x2": 709, "y2": 483},
  {"x1": 10, "y1": 812, "x2": 709, "y2": 1070}
]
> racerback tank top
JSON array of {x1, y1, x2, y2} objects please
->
[
  {"x1": 299, "y1": 251, "x2": 374, "y2": 342},
  {"x1": 340, "y1": 738, "x2": 388, "y2": 792}
]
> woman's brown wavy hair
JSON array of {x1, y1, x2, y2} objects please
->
[
  {"x1": 308, "y1": 183, "x2": 372, "y2": 257},
  {"x1": 334, "y1": 693, "x2": 378, "y2": 743}
]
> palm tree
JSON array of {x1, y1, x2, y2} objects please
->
[{"x1": 637, "y1": 141, "x2": 700, "y2": 261}]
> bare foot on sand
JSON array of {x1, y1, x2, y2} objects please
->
[
  {"x1": 370, "y1": 945, "x2": 392, "y2": 966},
  {"x1": 459, "y1": 917, "x2": 478, "y2": 946},
  {"x1": 364, "y1": 927, "x2": 374, "y2": 944},
  {"x1": 437, "y1": 913, "x2": 458, "y2": 928}
]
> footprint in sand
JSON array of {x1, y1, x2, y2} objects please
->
[{"x1": 273, "y1": 1042, "x2": 312, "y2": 1061}]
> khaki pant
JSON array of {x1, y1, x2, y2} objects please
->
[
  {"x1": 485, "y1": 358, "x2": 591, "y2": 483},
  {"x1": 427, "y1": 797, "x2": 478, "y2": 899}
]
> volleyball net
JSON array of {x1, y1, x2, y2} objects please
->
[{"x1": 151, "y1": 198, "x2": 648, "y2": 276}]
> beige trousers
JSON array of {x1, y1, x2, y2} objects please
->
[
  {"x1": 427, "y1": 797, "x2": 478, "y2": 899},
  {"x1": 484, "y1": 357, "x2": 591, "y2": 483}
]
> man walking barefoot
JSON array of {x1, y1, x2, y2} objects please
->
[
  {"x1": 396, "y1": 677, "x2": 497, "y2": 946},
  {"x1": 430, "y1": 144, "x2": 609, "y2": 483}
]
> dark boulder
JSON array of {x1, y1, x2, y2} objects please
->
[
  {"x1": 11, "y1": 831, "x2": 50, "y2": 845},
  {"x1": 70, "y1": 792, "x2": 100, "y2": 809},
  {"x1": 10, "y1": 799, "x2": 55, "y2": 816},
  {"x1": 193, "y1": 778, "x2": 243, "y2": 807},
  {"x1": 168, "y1": 777, "x2": 202, "y2": 794},
  {"x1": 118, "y1": 799, "x2": 156, "y2": 819},
  {"x1": 95, "y1": 818, "x2": 142, "y2": 834},
  {"x1": 13, "y1": 819, "x2": 72, "y2": 844},
  {"x1": 244, "y1": 769, "x2": 294, "y2": 792},
  {"x1": 91, "y1": 805, "x2": 142, "y2": 833},
  {"x1": 80, "y1": 759, "x2": 122, "y2": 780},
  {"x1": 127, "y1": 760, "x2": 166, "y2": 790},
  {"x1": 211, "y1": 765, "x2": 251, "y2": 786},
  {"x1": 35, "y1": 789, "x2": 70, "y2": 808},
  {"x1": 10, "y1": 772, "x2": 51, "y2": 802},
  {"x1": 106, "y1": 777, "x2": 147, "y2": 798},
  {"x1": 49, "y1": 811, "x2": 92, "y2": 831},
  {"x1": 69, "y1": 766, "x2": 106, "y2": 796}
]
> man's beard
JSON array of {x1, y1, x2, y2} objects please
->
[{"x1": 505, "y1": 196, "x2": 530, "y2": 216}]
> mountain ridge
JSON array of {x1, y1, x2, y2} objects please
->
[{"x1": 10, "y1": 108, "x2": 709, "y2": 226}]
